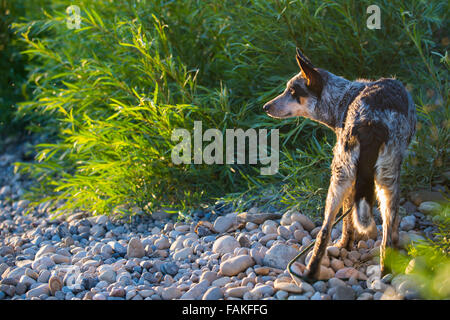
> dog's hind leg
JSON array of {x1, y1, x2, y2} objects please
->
[
  {"x1": 303, "y1": 149, "x2": 356, "y2": 280},
  {"x1": 375, "y1": 156, "x2": 402, "y2": 276}
]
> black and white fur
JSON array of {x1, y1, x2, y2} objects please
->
[{"x1": 263, "y1": 48, "x2": 416, "y2": 280}]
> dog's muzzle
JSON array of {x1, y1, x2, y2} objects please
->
[{"x1": 263, "y1": 102, "x2": 273, "y2": 113}]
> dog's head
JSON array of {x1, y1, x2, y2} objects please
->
[{"x1": 263, "y1": 48, "x2": 323, "y2": 119}]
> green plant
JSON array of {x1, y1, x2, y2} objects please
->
[
  {"x1": 387, "y1": 204, "x2": 450, "y2": 299},
  {"x1": 8, "y1": 0, "x2": 448, "y2": 218},
  {"x1": 0, "y1": 0, "x2": 27, "y2": 135}
]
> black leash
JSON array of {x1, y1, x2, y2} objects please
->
[{"x1": 287, "y1": 205, "x2": 354, "y2": 280}]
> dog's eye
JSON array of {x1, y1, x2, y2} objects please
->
[{"x1": 290, "y1": 85, "x2": 307, "y2": 98}]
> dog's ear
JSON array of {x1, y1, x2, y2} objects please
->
[{"x1": 296, "y1": 48, "x2": 323, "y2": 97}]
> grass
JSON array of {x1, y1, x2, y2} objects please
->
[{"x1": 1, "y1": 0, "x2": 447, "y2": 221}]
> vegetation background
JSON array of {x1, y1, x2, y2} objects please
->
[{"x1": 0, "y1": 0, "x2": 448, "y2": 298}]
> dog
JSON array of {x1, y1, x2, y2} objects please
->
[{"x1": 263, "y1": 48, "x2": 416, "y2": 280}]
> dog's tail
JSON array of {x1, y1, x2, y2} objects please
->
[{"x1": 352, "y1": 121, "x2": 389, "y2": 235}]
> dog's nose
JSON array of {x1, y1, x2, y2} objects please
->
[{"x1": 263, "y1": 103, "x2": 272, "y2": 113}]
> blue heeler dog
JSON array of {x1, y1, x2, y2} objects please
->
[{"x1": 263, "y1": 48, "x2": 416, "y2": 280}]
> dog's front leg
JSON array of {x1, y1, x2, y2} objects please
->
[{"x1": 335, "y1": 191, "x2": 356, "y2": 250}]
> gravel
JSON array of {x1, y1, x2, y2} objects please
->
[{"x1": 0, "y1": 140, "x2": 436, "y2": 300}]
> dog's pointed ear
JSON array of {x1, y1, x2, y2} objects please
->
[{"x1": 296, "y1": 48, "x2": 323, "y2": 97}]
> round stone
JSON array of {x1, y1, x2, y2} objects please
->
[
  {"x1": 274, "y1": 280, "x2": 302, "y2": 293},
  {"x1": 212, "y1": 235, "x2": 240, "y2": 256},
  {"x1": 400, "y1": 215, "x2": 416, "y2": 231},
  {"x1": 226, "y1": 286, "x2": 249, "y2": 298},
  {"x1": 326, "y1": 246, "x2": 340, "y2": 258},
  {"x1": 98, "y1": 269, "x2": 116, "y2": 283},
  {"x1": 214, "y1": 216, "x2": 234, "y2": 233},
  {"x1": 48, "y1": 276, "x2": 63, "y2": 295},
  {"x1": 173, "y1": 247, "x2": 192, "y2": 261},
  {"x1": 263, "y1": 244, "x2": 297, "y2": 269},
  {"x1": 161, "y1": 286, "x2": 182, "y2": 300},
  {"x1": 290, "y1": 212, "x2": 315, "y2": 231},
  {"x1": 261, "y1": 220, "x2": 277, "y2": 235},
  {"x1": 127, "y1": 237, "x2": 145, "y2": 258},
  {"x1": 219, "y1": 255, "x2": 254, "y2": 277},
  {"x1": 277, "y1": 226, "x2": 291, "y2": 239},
  {"x1": 418, "y1": 201, "x2": 442, "y2": 215},
  {"x1": 333, "y1": 285, "x2": 355, "y2": 300},
  {"x1": 237, "y1": 234, "x2": 251, "y2": 248},
  {"x1": 202, "y1": 286, "x2": 223, "y2": 300},
  {"x1": 160, "y1": 262, "x2": 179, "y2": 276},
  {"x1": 155, "y1": 237, "x2": 170, "y2": 250}
]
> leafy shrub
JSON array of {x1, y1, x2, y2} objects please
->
[
  {"x1": 0, "y1": 0, "x2": 27, "y2": 135},
  {"x1": 387, "y1": 204, "x2": 450, "y2": 299},
  {"x1": 0, "y1": 0, "x2": 59, "y2": 137},
  {"x1": 10, "y1": 0, "x2": 448, "y2": 217}
]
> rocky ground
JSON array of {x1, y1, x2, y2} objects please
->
[{"x1": 0, "y1": 139, "x2": 447, "y2": 300}]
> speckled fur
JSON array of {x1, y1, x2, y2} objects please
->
[{"x1": 263, "y1": 51, "x2": 416, "y2": 279}]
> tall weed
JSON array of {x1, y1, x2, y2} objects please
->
[{"x1": 9, "y1": 0, "x2": 448, "y2": 217}]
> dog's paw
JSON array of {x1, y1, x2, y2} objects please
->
[
  {"x1": 380, "y1": 265, "x2": 392, "y2": 278},
  {"x1": 333, "y1": 239, "x2": 351, "y2": 250},
  {"x1": 301, "y1": 268, "x2": 318, "y2": 284}
]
